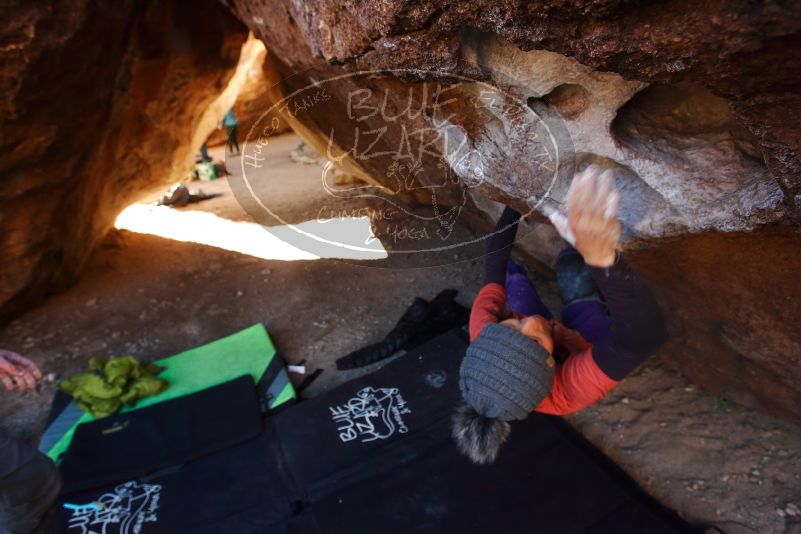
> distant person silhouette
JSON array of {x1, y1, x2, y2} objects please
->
[{"x1": 222, "y1": 108, "x2": 239, "y2": 155}]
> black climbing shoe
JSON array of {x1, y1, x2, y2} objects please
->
[
  {"x1": 335, "y1": 297, "x2": 431, "y2": 370},
  {"x1": 404, "y1": 289, "x2": 469, "y2": 350},
  {"x1": 555, "y1": 249, "x2": 602, "y2": 305},
  {"x1": 335, "y1": 290, "x2": 469, "y2": 370}
]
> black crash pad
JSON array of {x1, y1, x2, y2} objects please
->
[{"x1": 59, "y1": 375, "x2": 262, "y2": 495}]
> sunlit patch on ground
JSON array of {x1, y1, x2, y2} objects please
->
[{"x1": 114, "y1": 204, "x2": 388, "y2": 261}]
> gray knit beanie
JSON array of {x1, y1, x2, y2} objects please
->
[{"x1": 459, "y1": 322, "x2": 554, "y2": 421}]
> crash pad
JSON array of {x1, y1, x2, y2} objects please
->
[{"x1": 47, "y1": 324, "x2": 294, "y2": 462}]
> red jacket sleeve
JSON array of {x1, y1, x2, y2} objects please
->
[
  {"x1": 535, "y1": 347, "x2": 619, "y2": 415},
  {"x1": 469, "y1": 283, "x2": 507, "y2": 341}
]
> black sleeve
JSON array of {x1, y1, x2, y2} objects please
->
[
  {"x1": 483, "y1": 207, "x2": 521, "y2": 286},
  {"x1": 588, "y1": 257, "x2": 668, "y2": 381},
  {"x1": 0, "y1": 427, "x2": 37, "y2": 478}
]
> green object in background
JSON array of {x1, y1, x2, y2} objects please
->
[
  {"x1": 47, "y1": 324, "x2": 293, "y2": 462},
  {"x1": 196, "y1": 161, "x2": 216, "y2": 181},
  {"x1": 60, "y1": 356, "x2": 168, "y2": 419}
]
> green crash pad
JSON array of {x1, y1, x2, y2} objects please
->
[{"x1": 47, "y1": 324, "x2": 295, "y2": 461}]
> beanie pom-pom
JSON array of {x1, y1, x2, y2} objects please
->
[{"x1": 451, "y1": 402, "x2": 511, "y2": 464}]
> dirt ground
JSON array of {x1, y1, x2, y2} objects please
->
[{"x1": 1, "y1": 134, "x2": 800, "y2": 533}]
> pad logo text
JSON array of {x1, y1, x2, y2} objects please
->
[{"x1": 329, "y1": 386, "x2": 412, "y2": 443}]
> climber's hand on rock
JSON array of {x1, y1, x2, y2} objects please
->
[
  {"x1": 565, "y1": 164, "x2": 621, "y2": 268},
  {"x1": 0, "y1": 349, "x2": 42, "y2": 392}
]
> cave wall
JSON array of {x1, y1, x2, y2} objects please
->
[
  {"x1": 224, "y1": 0, "x2": 801, "y2": 421},
  {"x1": 627, "y1": 228, "x2": 801, "y2": 421},
  {"x1": 0, "y1": 0, "x2": 247, "y2": 322}
]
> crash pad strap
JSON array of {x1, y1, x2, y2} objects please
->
[
  {"x1": 39, "y1": 402, "x2": 84, "y2": 455},
  {"x1": 256, "y1": 350, "x2": 295, "y2": 413}
]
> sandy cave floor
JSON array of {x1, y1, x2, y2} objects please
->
[{"x1": 1, "y1": 134, "x2": 800, "y2": 534}]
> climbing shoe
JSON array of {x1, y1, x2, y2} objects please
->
[{"x1": 555, "y1": 248, "x2": 602, "y2": 305}]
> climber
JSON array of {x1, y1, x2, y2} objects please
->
[
  {"x1": 453, "y1": 164, "x2": 668, "y2": 464},
  {"x1": 0, "y1": 349, "x2": 61, "y2": 533},
  {"x1": 221, "y1": 108, "x2": 240, "y2": 155}
]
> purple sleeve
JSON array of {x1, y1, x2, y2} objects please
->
[
  {"x1": 484, "y1": 207, "x2": 521, "y2": 286},
  {"x1": 588, "y1": 257, "x2": 668, "y2": 381}
]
